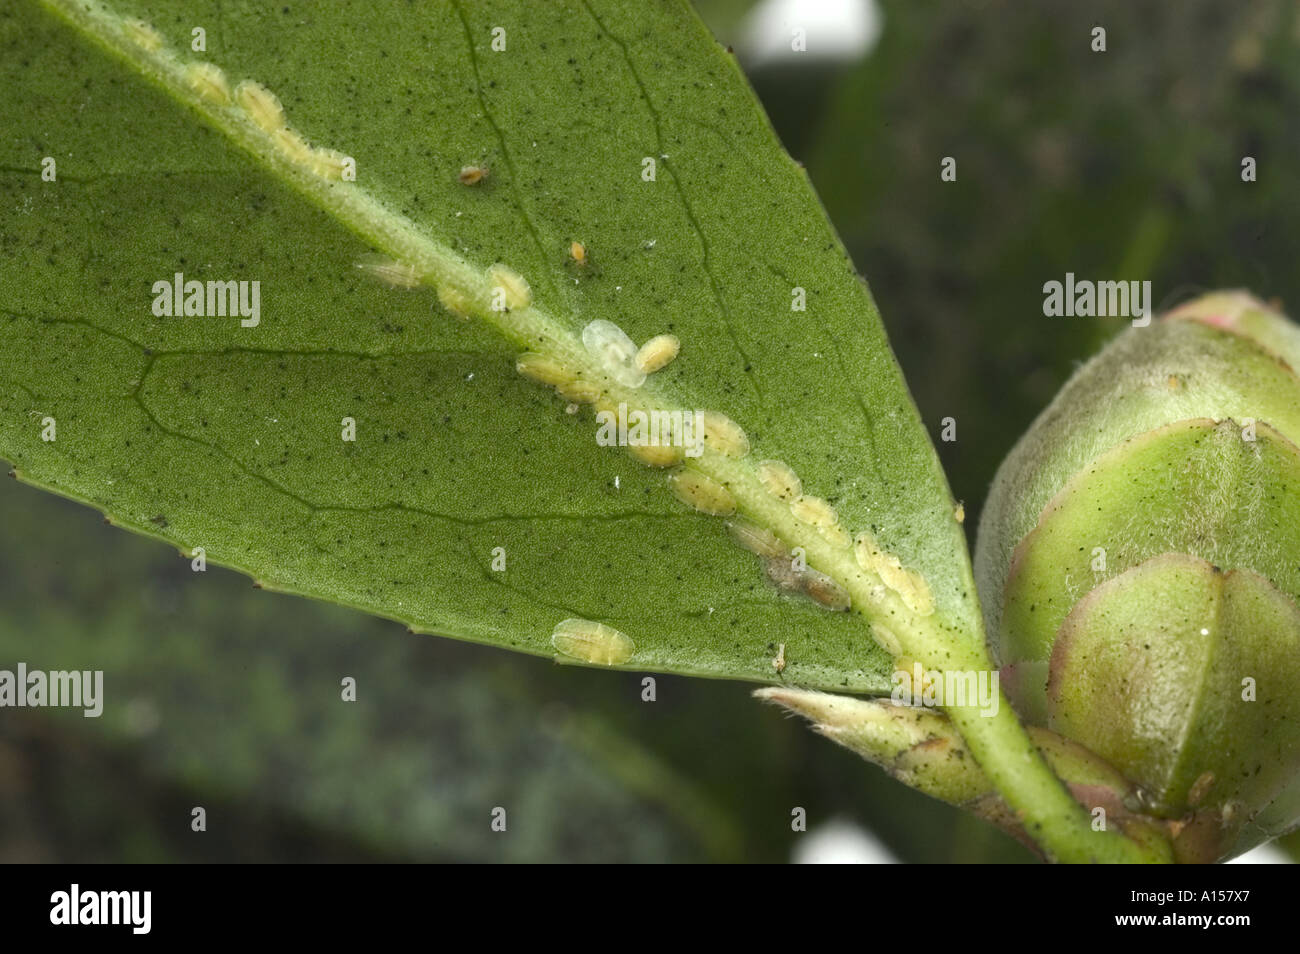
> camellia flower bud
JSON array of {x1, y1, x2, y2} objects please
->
[{"x1": 975, "y1": 291, "x2": 1300, "y2": 861}]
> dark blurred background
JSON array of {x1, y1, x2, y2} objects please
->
[{"x1": 4, "y1": 0, "x2": 1299, "y2": 862}]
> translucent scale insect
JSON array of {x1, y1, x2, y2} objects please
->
[
  {"x1": 668, "y1": 470, "x2": 736, "y2": 516},
  {"x1": 356, "y1": 258, "x2": 421, "y2": 290},
  {"x1": 581, "y1": 320, "x2": 646, "y2": 388},
  {"x1": 726, "y1": 519, "x2": 784, "y2": 559},
  {"x1": 636, "y1": 334, "x2": 679, "y2": 374}
]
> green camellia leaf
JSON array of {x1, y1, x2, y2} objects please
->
[{"x1": 0, "y1": 0, "x2": 973, "y2": 692}]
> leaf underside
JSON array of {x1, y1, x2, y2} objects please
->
[{"x1": 0, "y1": 0, "x2": 974, "y2": 693}]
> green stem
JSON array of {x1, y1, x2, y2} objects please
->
[
  {"x1": 947, "y1": 689, "x2": 1152, "y2": 862},
  {"x1": 901, "y1": 625, "x2": 1166, "y2": 863},
  {"x1": 757, "y1": 687, "x2": 1175, "y2": 861}
]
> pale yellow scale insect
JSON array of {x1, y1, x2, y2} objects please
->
[
  {"x1": 235, "y1": 80, "x2": 286, "y2": 133},
  {"x1": 853, "y1": 531, "x2": 935, "y2": 617},
  {"x1": 437, "y1": 285, "x2": 474, "y2": 320},
  {"x1": 757, "y1": 459, "x2": 801, "y2": 501},
  {"x1": 309, "y1": 148, "x2": 351, "y2": 180},
  {"x1": 555, "y1": 377, "x2": 601, "y2": 405},
  {"x1": 515, "y1": 353, "x2": 574, "y2": 389},
  {"x1": 569, "y1": 240, "x2": 587, "y2": 265},
  {"x1": 635, "y1": 334, "x2": 679, "y2": 374},
  {"x1": 124, "y1": 18, "x2": 165, "y2": 53},
  {"x1": 872, "y1": 622, "x2": 904, "y2": 656},
  {"x1": 271, "y1": 127, "x2": 314, "y2": 165},
  {"x1": 551, "y1": 618, "x2": 635, "y2": 665},
  {"x1": 815, "y1": 522, "x2": 851, "y2": 549},
  {"x1": 790, "y1": 494, "x2": 838, "y2": 529},
  {"x1": 853, "y1": 531, "x2": 883, "y2": 568},
  {"x1": 628, "y1": 442, "x2": 683, "y2": 468},
  {"x1": 667, "y1": 470, "x2": 736, "y2": 516},
  {"x1": 459, "y1": 165, "x2": 488, "y2": 185},
  {"x1": 699, "y1": 410, "x2": 749, "y2": 458},
  {"x1": 488, "y1": 263, "x2": 532, "y2": 311},
  {"x1": 185, "y1": 62, "x2": 231, "y2": 106}
]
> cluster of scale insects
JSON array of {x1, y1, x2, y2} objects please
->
[
  {"x1": 123, "y1": 8, "x2": 937, "y2": 673},
  {"x1": 357, "y1": 238, "x2": 938, "y2": 669},
  {"x1": 124, "y1": 18, "x2": 353, "y2": 181},
  {"x1": 514, "y1": 314, "x2": 938, "y2": 668}
]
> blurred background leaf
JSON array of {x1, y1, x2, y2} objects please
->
[
  {"x1": 801, "y1": 0, "x2": 1300, "y2": 531},
  {"x1": 0, "y1": 479, "x2": 1031, "y2": 862}
]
